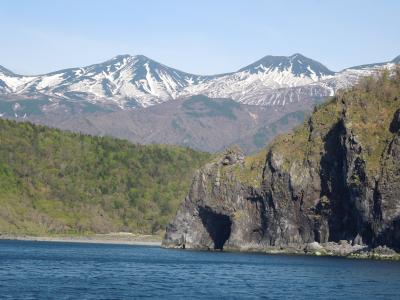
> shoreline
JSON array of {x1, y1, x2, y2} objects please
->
[
  {"x1": 0, "y1": 233, "x2": 162, "y2": 246},
  {"x1": 3, "y1": 234, "x2": 399, "y2": 261},
  {"x1": 162, "y1": 241, "x2": 400, "y2": 261}
]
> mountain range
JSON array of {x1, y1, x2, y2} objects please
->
[
  {"x1": 1, "y1": 53, "x2": 398, "y2": 110},
  {"x1": 0, "y1": 53, "x2": 398, "y2": 152}
]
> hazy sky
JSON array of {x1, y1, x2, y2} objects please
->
[{"x1": 1, "y1": 0, "x2": 399, "y2": 75}]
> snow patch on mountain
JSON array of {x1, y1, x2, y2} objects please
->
[{"x1": 0, "y1": 53, "x2": 398, "y2": 109}]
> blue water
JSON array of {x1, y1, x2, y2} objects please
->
[{"x1": 0, "y1": 240, "x2": 399, "y2": 299}]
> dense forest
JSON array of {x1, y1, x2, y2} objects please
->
[{"x1": 0, "y1": 120, "x2": 210, "y2": 235}]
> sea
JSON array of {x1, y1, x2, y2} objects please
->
[{"x1": 0, "y1": 240, "x2": 399, "y2": 299}]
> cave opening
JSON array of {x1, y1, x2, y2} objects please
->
[{"x1": 199, "y1": 206, "x2": 232, "y2": 250}]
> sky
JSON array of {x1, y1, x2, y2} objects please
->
[{"x1": 0, "y1": 0, "x2": 399, "y2": 75}]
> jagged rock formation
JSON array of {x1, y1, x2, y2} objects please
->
[
  {"x1": 163, "y1": 147, "x2": 267, "y2": 250},
  {"x1": 163, "y1": 71, "x2": 400, "y2": 254}
]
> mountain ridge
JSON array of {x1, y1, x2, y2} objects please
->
[
  {"x1": 25, "y1": 94, "x2": 311, "y2": 153},
  {"x1": 1, "y1": 53, "x2": 398, "y2": 110}
]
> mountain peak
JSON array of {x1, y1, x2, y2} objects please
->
[
  {"x1": 131, "y1": 55, "x2": 162, "y2": 66},
  {"x1": 132, "y1": 54, "x2": 150, "y2": 60},
  {"x1": 239, "y1": 53, "x2": 334, "y2": 78},
  {"x1": 289, "y1": 53, "x2": 305, "y2": 59},
  {"x1": 392, "y1": 55, "x2": 400, "y2": 64},
  {"x1": 112, "y1": 54, "x2": 132, "y2": 60},
  {"x1": 106, "y1": 54, "x2": 156, "y2": 65}
]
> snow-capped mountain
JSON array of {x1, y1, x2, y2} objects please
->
[
  {"x1": 0, "y1": 53, "x2": 398, "y2": 110},
  {"x1": 184, "y1": 53, "x2": 337, "y2": 106},
  {"x1": 238, "y1": 53, "x2": 335, "y2": 78},
  {"x1": 0, "y1": 55, "x2": 213, "y2": 108}
]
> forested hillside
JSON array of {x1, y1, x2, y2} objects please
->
[{"x1": 0, "y1": 120, "x2": 210, "y2": 235}]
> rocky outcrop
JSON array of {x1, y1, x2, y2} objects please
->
[
  {"x1": 162, "y1": 72, "x2": 400, "y2": 256},
  {"x1": 162, "y1": 148, "x2": 268, "y2": 251}
]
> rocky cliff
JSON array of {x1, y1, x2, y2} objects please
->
[{"x1": 163, "y1": 70, "x2": 400, "y2": 256}]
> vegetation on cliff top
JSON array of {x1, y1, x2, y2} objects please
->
[
  {"x1": 0, "y1": 119, "x2": 210, "y2": 235},
  {"x1": 269, "y1": 69, "x2": 400, "y2": 176},
  {"x1": 223, "y1": 69, "x2": 400, "y2": 188},
  {"x1": 230, "y1": 148, "x2": 267, "y2": 188}
]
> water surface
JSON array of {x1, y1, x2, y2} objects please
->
[{"x1": 0, "y1": 240, "x2": 399, "y2": 299}]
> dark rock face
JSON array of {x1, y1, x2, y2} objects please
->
[
  {"x1": 163, "y1": 75, "x2": 400, "y2": 253},
  {"x1": 389, "y1": 109, "x2": 400, "y2": 133},
  {"x1": 259, "y1": 117, "x2": 399, "y2": 249},
  {"x1": 163, "y1": 128, "x2": 400, "y2": 252},
  {"x1": 163, "y1": 148, "x2": 267, "y2": 250}
]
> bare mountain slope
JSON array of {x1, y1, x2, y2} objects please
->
[{"x1": 26, "y1": 95, "x2": 312, "y2": 153}]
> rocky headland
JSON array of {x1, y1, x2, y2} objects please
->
[{"x1": 163, "y1": 71, "x2": 400, "y2": 260}]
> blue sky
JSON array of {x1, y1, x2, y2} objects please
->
[{"x1": 1, "y1": 0, "x2": 399, "y2": 75}]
